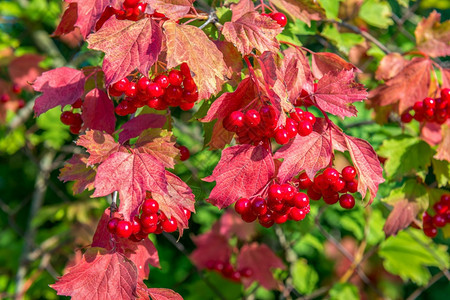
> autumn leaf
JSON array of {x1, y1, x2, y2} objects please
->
[
  {"x1": 200, "y1": 77, "x2": 257, "y2": 123},
  {"x1": 59, "y1": 154, "x2": 96, "y2": 194},
  {"x1": 163, "y1": 22, "x2": 228, "y2": 100},
  {"x1": 146, "y1": 0, "x2": 194, "y2": 19},
  {"x1": 230, "y1": 0, "x2": 255, "y2": 22},
  {"x1": 67, "y1": 0, "x2": 113, "y2": 38},
  {"x1": 77, "y1": 130, "x2": 121, "y2": 166},
  {"x1": 311, "y1": 52, "x2": 356, "y2": 80},
  {"x1": 118, "y1": 113, "x2": 167, "y2": 144},
  {"x1": 222, "y1": 12, "x2": 283, "y2": 56},
  {"x1": 237, "y1": 243, "x2": 285, "y2": 290},
  {"x1": 33, "y1": 67, "x2": 86, "y2": 116},
  {"x1": 147, "y1": 288, "x2": 183, "y2": 300},
  {"x1": 313, "y1": 70, "x2": 367, "y2": 118},
  {"x1": 81, "y1": 88, "x2": 116, "y2": 134},
  {"x1": 190, "y1": 231, "x2": 232, "y2": 269},
  {"x1": 280, "y1": 47, "x2": 313, "y2": 103},
  {"x1": 213, "y1": 209, "x2": 256, "y2": 241},
  {"x1": 135, "y1": 129, "x2": 179, "y2": 168},
  {"x1": 435, "y1": 124, "x2": 450, "y2": 162},
  {"x1": 369, "y1": 57, "x2": 432, "y2": 113},
  {"x1": 53, "y1": 2, "x2": 77, "y2": 36},
  {"x1": 270, "y1": 0, "x2": 325, "y2": 26},
  {"x1": 151, "y1": 171, "x2": 195, "y2": 231},
  {"x1": 415, "y1": 10, "x2": 450, "y2": 58},
  {"x1": 331, "y1": 124, "x2": 385, "y2": 204},
  {"x1": 87, "y1": 16, "x2": 163, "y2": 85},
  {"x1": 375, "y1": 53, "x2": 408, "y2": 81},
  {"x1": 420, "y1": 122, "x2": 442, "y2": 146},
  {"x1": 214, "y1": 41, "x2": 244, "y2": 85},
  {"x1": 274, "y1": 120, "x2": 332, "y2": 182},
  {"x1": 207, "y1": 120, "x2": 235, "y2": 150},
  {"x1": 204, "y1": 144, "x2": 275, "y2": 209},
  {"x1": 93, "y1": 150, "x2": 168, "y2": 221},
  {"x1": 8, "y1": 54, "x2": 44, "y2": 91},
  {"x1": 51, "y1": 248, "x2": 138, "y2": 299}
]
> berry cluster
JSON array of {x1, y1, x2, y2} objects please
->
[
  {"x1": 235, "y1": 183, "x2": 311, "y2": 228},
  {"x1": 422, "y1": 194, "x2": 450, "y2": 238},
  {"x1": 223, "y1": 106, "x2": 316, "y2": 146},
  {"x1": 109, "y1": 63, "x2": 198, "y2": 116},
  {"x1": 300, "y1": 166, "x2": 359, "y2": 209},
  {"x1": 401, "y1": 88, "x2": 450, "y2": 125},
  {"x1": 205, "y1": 260, "x2": 253, "y2": 282},
  {"x1": 107, "y1": 198, "x2": 191, "y2": 242},
  {"x1": 59, "y1": 99, "x2": 83, "y2": 134},
  {"x1": 261, "y1": 12, "x2": 287, "y2": 27},
  {"x1": 0, "y1": 83, "x2": 25, "y2": 108}
]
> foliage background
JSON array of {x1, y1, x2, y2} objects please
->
[{"x1": 0, "y1": 0, "x2": 449, "y2": 299}]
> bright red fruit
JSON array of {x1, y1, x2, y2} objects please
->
[
  {"x1": 323, "y1": 193, "x2": 339, "y2": 205},
  {"x1": 244, "y1": 109, "x2": 261, "y2": 127},
  {"x1": 424, "y1": 226, "x2": 437, "y2": 238},
  {"x1": 0, "y1": 94, "x2": 10, "y2": 103},
  {"x1": 293, "y1": 192, "x2": 309, "y2": 208},
  {"x1": 423, "y1": 97, "x2": 435, "y2": 109},
  {"x1": 180, "y1": 63, "x2": 191, "y2": 78},
  {"x1": 12, "y1": 84, "x2": 21, "y2": 94},
  {"x1": 290, "y1": 108, "x2": 304, "y2": 122},
  {"x1": 268, "y1": 184, "x2": 283, "y2": 201},
  {"x1": 289, "y1": 207, "x2": 306, "y2": 221},
  {"x1": 223, "y1": 111, "x2": 245, "y2": 132},
  {"x1": 339, "y1": 194, "x2": 355, "y2": 209},
  {"x1": 251, "y1": 197, "x2": 267, "y2": 215},
  {"x1": 341, "y1": 166, "x2": 356, "y2": 181},
  {"x1": 297, "y1": 172, "x2": 313, "y2": 190},
  {"x1": 270, "y1": 12, "x2": 287, "y2": 27},
  {"x1": 116, "y1": 220, "x2": 132, "y2": 238},
  {"x1": 346, "y1": 179, "x2": 358, "y2": 193},
  {"x1": 155, "y1": 75, "x2": 170, "y2": 88},
  {"x1": 235, "y1": 198, "x2": 250, "y2": 215},
  {"x1": 124, "y1": 82, "x2": 137, "y2": 97},
  {"x1": 72, "y1": 98, "x2": 83, "y2": 109},
  {"x1": 432, "y1": 214, "x2": 446, "y2": 227},
  {"x1": 142, "y1": 198, "x2": 159, "y2": 214},
  {"x1": 323, "y1": 168, "x2": 339, "y2": 185},
  {"x1": 274, "y1": 128, "x2": 289, "y2": 145},
  {"x1": 180, "y1": 102, "x2": 195, "y2": 111},
  {"x1": 401, "y1": 111, "x2": 413, "y2": 123},
  {"x1": 162, "y1": 218, "x2": 178, "y2": 233},
  {"x1": 297, "y1": 121, "x2": 313, "y2": 136},
  {"x1": 440, "y1": 194, "x2": 450, "y2": 205},
  {"x1": 241, "y1": 212, "x2": 257, "y2": 223},
  {"x1": 441, "y1": 88, "x2": 450, "y2": 102},
  {"x1": 168, "y1": 70, "x2": 183, "y2": 86},
  {"x1": 60, "y1": 111, "x2": 75, "y2": 125},
  {"x1": 107, "y1": 217, "x2": 120, "y2": 233},
  {"x1": 273, "y1": 213, "x2": 288, "y2": 224},
  {"x1": 178, "y1": 145, "x2": 190, "y2": 161},
  {"x1": 183, "y1": 77, "x2": 197, "y2": 92},
  {"x1": 131, "y1": 216, "x2": 141, "y2": 234},
  {"x1": 124, "y1": 0, "x2": 140, "y2": 8}
]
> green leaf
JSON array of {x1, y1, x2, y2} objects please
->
[
  {"x1": 396, "y1": 0, "x2": 409, "y2": 7},
  {"x1": 382, "y1": 179, "x2": 428, "y2": 211},
  {"x1": 292, "y1": 259, "x2": 319, "y2": 295},
  {"x1": 367, "y1": 208, "x2": 386, "y2": 245},
  {"x1": 431, "y1": 159, "x2": 450, "y2": 187},
  {"x1": 359, "y1": 0, "x2": 393, "y2": 29},
  {"x1": 319, "y1": 0, "x2": 343, "y2": 20},
  {"x1": 379, "y1": 230, "x2": 449, "y2": 285},
  {"x1": 35, "y1": 107, "x2": 71, "y2": 150},
  {"x1": 329, "y1": 283, "x2": 359, "y2": 300},
  {"x1": 321, "y1": 24, "x2": 364, "y2": 54},
  {"x1": 0, "y1": 126, "x2": 26, "y2": 154},
  {"x1": 377, "y1": 135, "x2": 434, "y2": 180}
]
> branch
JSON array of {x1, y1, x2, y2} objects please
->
[{"x1": 406, "y1": 271, "x2": 446, "y2": 300}]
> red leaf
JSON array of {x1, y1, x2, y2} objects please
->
[
  {"x1": 135, "y1": 129, "x2": 180, "y2": 168},
  {"x1": 200, "y1": 77, "x2": 257, "y2": 123},
  {"x1": 311, "y1": 52, "x2": 357, "y2": 80},
  {"x1": 190, "y1": 231, "x2": 232, "y2": 269},
  {"x1": 270, "y1": 0, "x2": 325, "y2": 26},
  {"x1": 146, "y1": 0, "x2": 194, "y2": 19},
  {"x1": 51, "y1": 248, "x2": 138, "y2": 299},
  {"x1": 222, "y1": 12, "x2": 282, "y2": 56},
  {"x1": 313, "y1": 70, "x2": 367, "y2": 118},
  {"x1": 147, "y1": 288, "x2": 183, "y2": 300},
  {"x1": 33, "y1": 67, "x2": 86, "y2": 116},
  {"x1": 421, "y1": 122, "x2": 442, "y2": 146},
  {"x1": 214, "y1": 41, "x2": 244, "y2": 85},
  {"x1": 415, "y1": 10, "x2": 450, "y2": 58},
  {"x1": 8, "y1": 54, "x2": 44, "y2": 91},
  {"x1": 274, "y1": 120, "x2": 332, "y2": 182},
  {"x1": 59, "y1": 154, "x2": 96, "y2": 194},
  {"x1": 435, "y1": 124, "x2": 450, "y2": 162},
  {"x1": 375, "y1": 53, "x2": 408, "y2": 81},
  {"x1": 53, "y1": 3, "x2": 77, "y2": 36},
  {"x1": 151, "y1": 171, "x2": 196, "y2": 231},
  {"x1": 67, "y1": 0, "x2": 113, "y2": 38},
  {"x1": 93, "y1": 150, "x2": 168, "y2": 221},
  {"x1": 369, "y1": 57, "x2": 432, "y2": 114},
  {"x1": 92, "y1": 209, "x2": 160, "y2": 279},
  {"x1": 440, "y1": 67, "x2": 450, "y2": 88},
  {"x1": 119, "y1": 114, "x2": 167, "y2": 144},
  {"x1": 213, "y1": 209, "x2": 255, "y2": 241},
  {"x1": 163, "y1": 22, "x2": 228, "y2": 100},
  {"x1": 87, "y1": 16, "x2": 162, "y2": 85},
  {"x1": 207, "y1": 120, "x2": 235, "y2": 150},
  {"x1": 280, "y1": 48, "x2": 313, "y2": 102},
  {"x1": 81, "y1": 88, "x2": 116, "y2": 134},
  {"x1": 230, "y1": 0, "x2": 255, "y2": 22},
  {"x1": 204, "y1": 144, "x2": 275, "y2": 209},
  {"x1": 77, "y1": 130, "x2": 121, "y2": 165},
  {"x1": 383, "y1": 200, "x2": 419, "y2": 237},
  {"x1": 331, "y1": 124, "x2": 385, "y2": 204},
  {"x1": 237, "y1": 243, "x2": 285, "y2": 290}
]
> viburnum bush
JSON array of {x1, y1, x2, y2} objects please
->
[{"x1": 1, "y1": 0, "x2": 450, "y2": 299}]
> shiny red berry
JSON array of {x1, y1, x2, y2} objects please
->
[
  {"x1": 60, "y1": 111, "x2": 75, "y2": 125},
  {"x1": 297, "y1": 172, "x2": 313, "y2": 190},
  {"x1": 116, "y1": 220, "x2": 133, "y2": 238},
  {"x1": 155, "y1": 75, "x2": 169, "y2": 88},
  {"x1": 162, "y1": 218, "x2": 178, "y2": 232},
  {"x1": 423, "y1": 226, "x2": 437, "y2": 238},
  {"x1": 107, "y1": 217, "x2": 120, "y2": 234},
  {"x1": 297, "y1": 121, "x2": 313, "y2": 136},
  {"x1": 142, "y1": 198, "x2": 159, "y2": 214},
  {"x1": 168, "y1": 70, "x2": 183, "y2": 86},
  {"x1": 401, "y1": 111, "x2": 413, "y2": 123},
  {"x1": 274, "y1": 128, "x2": 290, "y2": 145},
  {"x1": 289, "y1": 207, "x2": 306, "y2": 221},
  {"x1": 72, "y1": 98, "x2": 83, "y2": 109},
  {"x1": 270, "y1": 12, "x2": 287, "y2": 27},
  {"x1": 339, "y1": 194, "x2": 355, "y2": 209},
  {"x1": 223, "y1": 111, "x2": 245, "y2": 132},
  {"x1": 293, "y1": 192, "x2": 309, "y2": 209},
  {"x1": 433, "y1": 214, "x2": 446, "y2": 227},
  {"x1": 244, "y1": 109, "x2": 261, "y2": 127},
  {"x1": 251, "y1": 197, "x2": 267, "y2": 215},
  {"x1": 235, "y1": 198, "x2": 250, "y2": 215},
  {"x1": 341, "y1": 166, "x2": 357, "y2": 181},
  {"x1": 423, "y1": 97, "x2": 435, "y2": 109},
  {"x1": 178, "y1": 145, "x2": 190, "y2": 161},
  {"x1": 180, "y1": 63, "x2": 191, "y2": 78}
]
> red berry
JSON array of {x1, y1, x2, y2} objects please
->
[
  {"x1": 142, "y1": 198, "x2": 159, "y2": 214},
  {"x1": 69, "y1": 124, "x2": 81, "y2": 135},
  {"x1": 162, "y1": 218, "x2": 178, "y2": 232},
  {"x1": 223, "y1": 111, "x2": 245, "y2": 132},
  {"x1": 441, "y1": 194, "x2": 450, "y2": 206},
  {"x1": 423, "y1": 226, "x2": 437, "y2": 238},
  {"x1": 244, "y1": 109, "x2": 261, "y2": 127},
  {"x1": 239, "y1": 268, "x2": 253, "y2": 277},
  {"x1": 124, "y1": 0, "x2": 140, "y2": 8},
  {"x1": 0, "y1": 94, "x2": 10, "y2": 103},
  {"x1": 235, "y1": 198, "x2": 250, "y2": 215},
  {"x1": 401, "y1": 111, "x2": 413, "y2": 123},
  {"x1": 116, "y1": 220, "x2": 133, "y2": 238},
  {"x1": 152, "y1": 11, "x2": 167, "y2": 18},
  {"x1": 293, "y1": 192, "x2": 309, "y2": 209},
  {"x1": 435, "y1": 98, "x2": 447, "y2": 110},
  {"x1": 72, "y1": 98, "x2": 83, "y2": 109},
  {"x1": 230, "y1": 271, "x2": 241, "y2": 282},
  {"x1": 107, "y1": 217, "x2": 120, "y2": 233},
  {"x1": 168, "y1": 70, "x2": 183, "y2": 86},
  {"x1": 165, "y1": 85, "x2": 183, "y2": 105},
  {"x1": 147, "y1": 97, "x2": 168, "y2": 110},
  {"x1": 60, "y1": 111, "x2": 75, "y2": 125},
  {"x1": 270, "y1": 12, "x2": 287, "y2": 27},
  {"x1": 141, "y1": 224, "x2": 157, "y2": 234},
  {"x1": 423, "y1": 97, "x2": 435, "y2": 109},
  {"x1": 314, "y1": 174, "x2": 329, "y2": 190},
  {"x1": 12, "y1": 84, "x2": 21, "y2": 94},
  {"x1": 332, "y1": 177, "x2": 346, "y2": 193},
  {"x1": 289, "y1": 207, "x2": 306, "y2": 221},
  {"x1": 251, "y1": 197, "x2": 267, "y2": 216},
  {"x1": 258, "y1": 211, "x2": 274, "y2": 228},
  {"x1": 180, "y1": 63, "x2": 191, "y2": 78},
  {"x1": 297, "y1": 121, "x2": 313, "y2": 136},
  {"x1": 178, "y1": 145, "x2": 190, "y2": 161},
  {"x1": 183, "y1": 77, "x2": 197, "y2": 92},
  {"x1": 125, "y1": 82, "x2": 137, "y2": 97},
  {"x1": 285, "y1": 118, "x2": 298, "y2": 138},
  {"x1": 131, "y1": 216, "x2": 141, "y2": 234},
  {"x1": 440, "y1": 88, "x2": 450, "y2": 103},
  {"x1": 183, "y1": 208, "x2": 191, "y2": 220},
  {"x1": 297, "y1": 172, "x2": 313, "y2": 190},
  {"x1": 109, "y1": 85, "x2": 123, "y2": 97},
  {"x1": 183, "y1": 89, "x2": 199, "y2": 103},
  {"x1": 290, "y1": 108, "x2": 304, "y2": 123},
  {"x1": 112, "y1": 78, "x2": 129, "y2": 92},
  {"x1": 339, "y1": 194, "x2": 355, "y2": 209},
  {"x1": 268, "y1": 184, "x2": 284, "y2": 202},
  {"x1": 346, "y1": 179, "x2": 358, "y2": 193},
  {"x1": 140, "y1": 213, "x2": 158, "y2": 228},
  {"x1": 281, "y1": 184, "x2": 295, "y2": 202},
  {"x1": 180, "y1": 102, "x2": 195, "y2": 111},
  {"x1": 273, "y1": 213, "x2": 288, "y2": 224},
  {"x1": 433, "y1": 214, "x2": 446, "y2": 227},
  {"x1": 323, "y1": 168, "x2": 339, "y2": 185},
  {"x1": 155, "y1": 75, "x2": 169, "y2": 88},
  {"x1": 323, "y1": 193, "x2": 339, "y2": 205},
  {"x1": 302, "y1": 111, "x2": 316, "y2": 124},
  {"x1": 423, "y1": 211, "x2": 433, "y2": 225},
  {"x1": 274, "y1": 128, "x2": 290, "y2": 145},
  {"x1": 259, "y1": 105, "x2": 278, "y2": 126},
  {"x1": 115, "y1": 100, "x2": 132, "y2": 116},
  {"x1": 341, "y1": 166, "x2": 357, "y2": 181},
  {"x1": 433, "y1": 202, "x2": 448, "y2": 215},
  {"x1": 413, "y1": 101, "x2": 424, "y2": 113},
  {"x1": 414, "y1": 111, "x2": 424, "y2": 122},
  {"x1": 241, "y1": 211, "x2": 257, "y2": 223},
  {"x1": 307, "y1": 186, "x2": 322, "y2": 201},
  {"x1": 137, "y1": 77, "x2": 151, "y2": 93}
]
